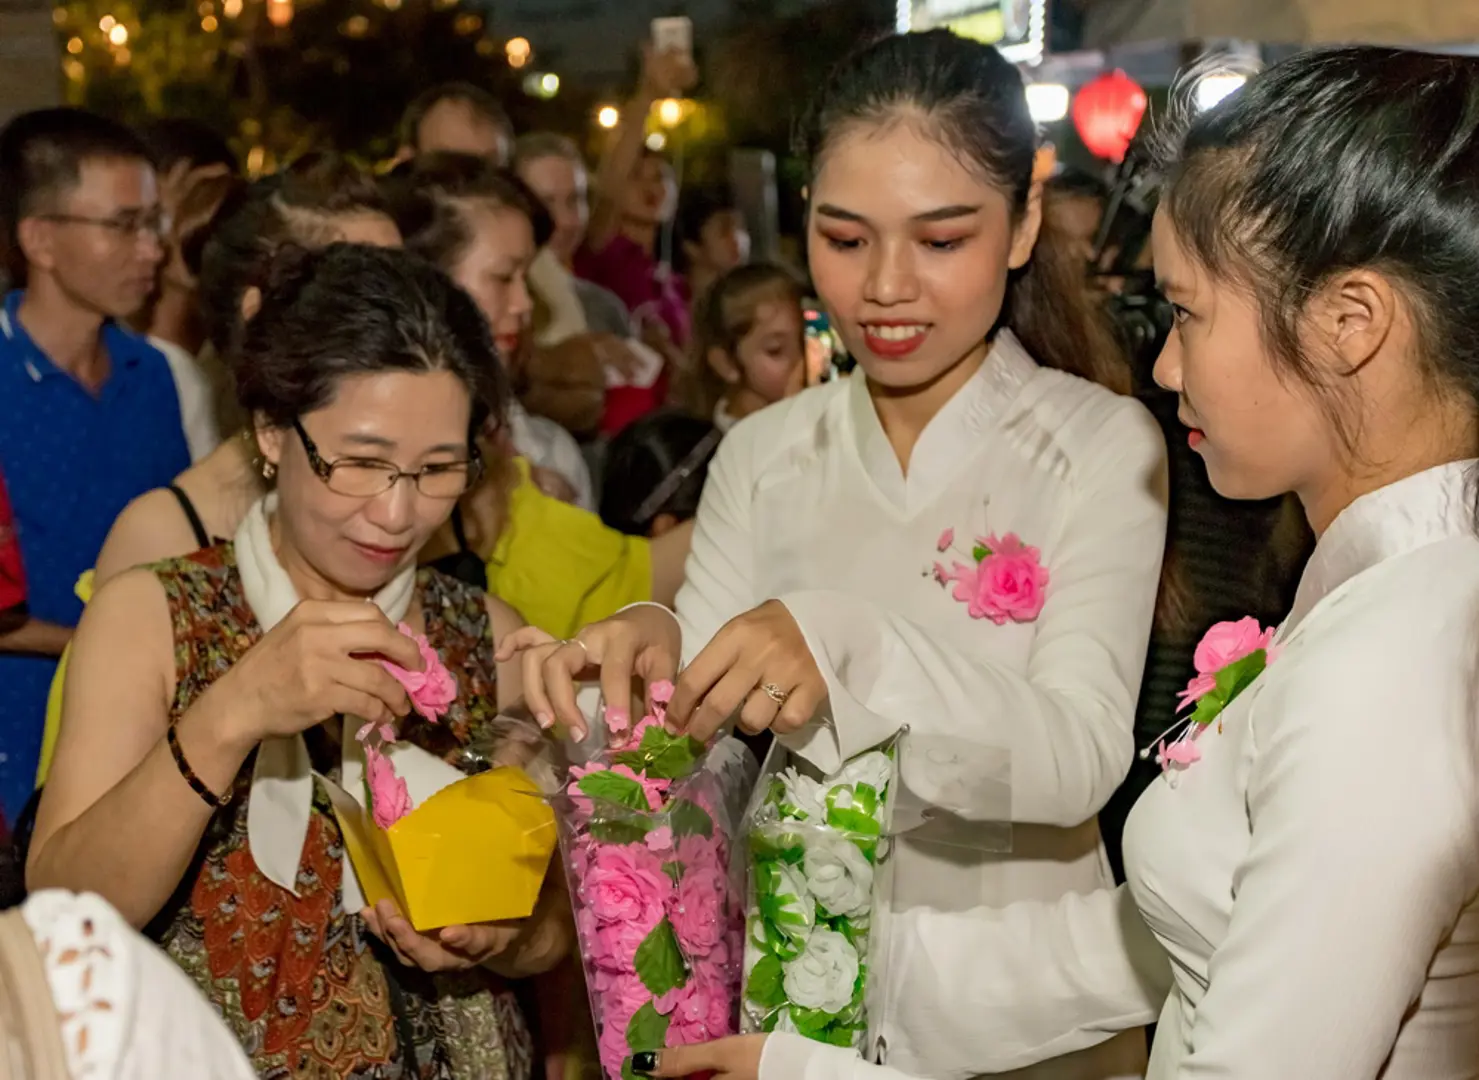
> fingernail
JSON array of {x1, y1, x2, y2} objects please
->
[
  {"x1": 630, "y1": 1051, "x2": 658, "y2": 1074},
  {"x1": 537, "y1": 712, "x2": 553, "y2": 729}
]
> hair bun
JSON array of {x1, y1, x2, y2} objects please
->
[{"x1": 260, "y1": 241, "x2": 320, "y2": 305}]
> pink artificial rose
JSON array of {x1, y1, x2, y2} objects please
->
[
  {"x1": 382, "y1": 622, "x2": 458, "y2": 721},
  {"x1": 364, "y1": 745, "x2": 413, "y2": 829},
  {"x1": 658, "y1": 974, "x2": 734, "y2": 1046},
  {"x1": 596, "y1": 972, "x2": 652, "y2": 1080},
  {"x1": 1192, "y1": 617, "x2": 1277, "y2": 675},
  {"x1": 676, "y1": 834, "x2": 724, "y2": 877},
  {"x1": 584, "y1": 844, "x2": 673, "y2": 926},
  {"x1": 670, "y1": 864, "x2": 728, "y2": 957},
  {"x1": 650, "y1": 680, "x2": 675, "y2": 705},
  {"x1": 970, "y1": 533, "x2": 1049, "y2": 624},
  {"x1": 936, "y1": 527, "x2": 954, "y2": 552},
  {"x1": 578, "y1": 906, "x2": 650, "y2": 977}
]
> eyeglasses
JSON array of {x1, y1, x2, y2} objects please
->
[
  {"x1": 292, "y1": 419, "x2": 482, "y2": 499},
  {"x1": 37, "y1": 208, "x2": 173, "y2": 241}
]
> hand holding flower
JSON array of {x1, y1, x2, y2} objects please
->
[{"x1": 360, "y1": 898, "x2": 525, "y2": 973}]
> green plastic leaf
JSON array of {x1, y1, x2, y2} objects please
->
[
  {"x1": 972, "y1": 544, "x2": 989, "y2": 562},
  {"x1": 825, "y1": 785, "x2": 882, "y2": 837},
  {"x1": 587, "y1": 817, "x2": 652, "y2": 845},
  {"x1": 578, "y1": 770, "x2": 654, "y2": 813},
  {"x1": 1189, "y1": 649, "x2": 1267, "y2": 729},
  {"x1": 662, "y1": 860, "x2": 684, "y2": 884},
  {"x1": 748, "y1": 829, "x2": 806, "y2": 865},
  {"x1": 626, "y1": 1000, "x2": 672, "y2": 1052},
  {"x1": 745, "y1": 953, "x2": 787, "y2": 1009},
  {"x1": 670, "y1": 799, "x2": 713, "y2": 839},
  {"x1": 641, "y1": 727, "x2": 707, "y2": 780},
  {"x1": 634, "y1": 918, "x2": 688, "y2": 996}
]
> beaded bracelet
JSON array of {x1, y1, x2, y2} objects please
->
[{"x1": 166, "y1": 725, "x2": 231, "y2": 810}]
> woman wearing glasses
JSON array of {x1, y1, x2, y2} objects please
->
[{"x1": 26, "y1": 244, "x2": 569, "y2": 1080}]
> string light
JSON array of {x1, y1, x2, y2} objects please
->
[
  {"x1": 201, "y1": 14, "x2": 218, "y2": 30},
  {"x1": 66, "y1": 35, "x2": 82, "y2": 53},
  {"x1": 107, "y1": 23, "x2": 128, "y2": 45},
  {"x1": 597, "y1": 105, "x2": 619, "y2": 129},
  {"x1": 98, "y1": 14, "x2": 115, "y2": 31},
  {"x1": 505, "y1": 36, "x2": 530, "y2": 67},
  {"x1": 656, "y1": 98, "x2": 682, "y2": 127},
  {"x1": 222, "y1": 0, "x2": 242, "y2": 17}
]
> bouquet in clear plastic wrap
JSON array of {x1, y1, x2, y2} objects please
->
[
  {"x1": 550, "y1": 682, "x2": 755, "y2": 1080},
  {"x1": 740, "y1": 737, "x2": 899, "y2": 1051}
]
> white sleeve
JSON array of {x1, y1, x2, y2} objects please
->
[
  {"x1": 551, "y1": 427, "x2": 596, "y2": 512},
  {"x1": 779, "y1": 400, "x2": 1168, "y2": 826},
  {"x1": 1165, "y1": 605, "x2": 1479, "y2": 1077},
  {"x1": 758, "y1": 886, "x2": 1171, "y2": 1080},
  {"x1": 673, "y1": 425, "x2": 759, "y2": 664}
]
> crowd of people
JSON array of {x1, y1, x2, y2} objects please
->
[{"x1": 1, "y1": 24, "x2": 1479, "y2": 1080}]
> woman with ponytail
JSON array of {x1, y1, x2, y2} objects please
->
[{"x1": 509, "y1": 29, "x2": 1167, "y2": 1080}]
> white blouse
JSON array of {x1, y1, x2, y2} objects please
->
[
  {"x1": 674, "y1": 332, "x2": 1170, "y2": 1079},
  {"x1": 760, "y1": 459, "x2": 1479, "y2": 1080}
]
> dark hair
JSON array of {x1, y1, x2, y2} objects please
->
[
  {"x1": 683, "y1": 262, "x2": 804, "y2": 417},
  {"x1": 400, "y1": 83, "x2": 512, "y2": 153},
  {"x1": 235, "y1": 243, "x2": 507, "y2": 438},
  {"x1": 197, "y1": 153, "x2": 391, "y2": 356},
  {"x1": 136, "y1": 117, "x2": 238, "y2": 174},
  {"x1": 795, "y1": 30, "x2": 1128, "y2": 394},
  {"x1": 676, "y1": 185, "x2": 742, "y2": 272},
  {"x1": 600, "y1": 410, "x2": 721, "y2": 535},
  {"x1": 387, "y1": 151, "x2": 552, "y2": 271},
  {"x1": 0, "y1": 108, "x2": 154, "y2": 285},
  {"x1": 1046, "y1": 168, "x2": 1110, "y2": 203},
  {"x1": 1158, "y1": 47, "x2": 1479, "y2": 460}
]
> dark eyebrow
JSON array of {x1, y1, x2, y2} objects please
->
[{"x1": 814, "y1": 204, "x2": 982, "y2": 224}]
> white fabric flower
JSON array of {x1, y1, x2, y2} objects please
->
[
  {"x1": 832, "y1": 751, "x2": 893, "y2": 799},
  {"x1": 802, "y1": 834, "x2": 874, "y2": 918},
  {"x1": 776, "y1": 768, "x2": 828, "y2": 822},
  {"x1": 782, "y1": 927, "x2": 860, "y2": 1014},
  {"x1": 772, "y1": 1008, "x2": 800, "y2": 1034},
  {"x1": 771, "y1": 862, "x2": 815, "y2": 926}
]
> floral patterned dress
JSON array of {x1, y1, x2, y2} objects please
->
[{"x1": 146, "y1": 544, "x2": 534, "y2": 1080}]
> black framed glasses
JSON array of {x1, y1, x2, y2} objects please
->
[
  {"x1": 292, "y1": 419, "x2": 482, "y2": 499},
  {"x1": 38, "y1": 208, "x2": 172, "y2": 241}
]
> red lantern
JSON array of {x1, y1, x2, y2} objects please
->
[{"x1": 1072, "y1": 70, "x2": 1148, "y2": 163}]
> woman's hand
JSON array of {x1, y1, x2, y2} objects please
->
[
  {"x1": 361, "y1": 899, "x2": 525, "y2": 973},
  {"x1": 639, "y1": 41, "x2": 699, "y2": 102},
  {"x1": 494, "y1": 606, "x2": 681, "y2": 739},
  {"x1": 667, "y1": 600, "x2": 826, "y2": 743},
  {"x1": 632, "y1": 1035, "x2": 767, "y2": 1079},
  {"x1": 210, "y1": 599, "x2": 422, "y2": 745}
]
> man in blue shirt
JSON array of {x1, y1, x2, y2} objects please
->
[{"x1": 0, "y1": 109, "x2": 190, "y2": 821}]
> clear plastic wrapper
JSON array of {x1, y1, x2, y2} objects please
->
[
  {"x1": 548, "y1": 687, "x2": 756, "y2": 1080},
  {"x1": 741, "y1": 731, "x2": 1012, "y2": 1060}
]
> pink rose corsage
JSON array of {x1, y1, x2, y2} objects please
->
[
  {"x1": 357, "y1": 623, "x2": 459, "y2": 828},
  {"x1": 929, "y1": 528, "x2": 1049, "y2": 624},
  {"x1": 1142, "y1": 616, "x2": 1279, "y2": 785}
]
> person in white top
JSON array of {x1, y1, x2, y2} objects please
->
[
  {"x1": 503, "y1": 29, "x2": 1169, "y2": 1080},
  {"x1": 596, "y1": 44, "x2": 1479, "y2": 1080}
]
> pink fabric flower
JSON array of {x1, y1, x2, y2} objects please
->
[
  {"x1": 936, "y1": 527, "x2": 954, "y2": 552},
  {"x1": 971, "y1": 533, "x2": 1049, "y2": 623},
  {"x1": 578, "y1": 906, "x2": 650, "y2": 976},
  {"x1": 670, "y1": 863, "x2": 728, "y2": 957},
  {"x1": 650, "y1": 680, "x2": 675, "y2": 706},
  {"x1": 627, "y1": 714, "x2": 662, "y2": 746},
  {"x1": 597, "y1": 972, "x2": 652, "y2": 1079},
  {"x1": 645, "y1": 825, "x2": 675, "y2": 854},
  {"x1": 1155, "y1": 739, "x2": 1201, "y2": 771},
  {"x1": 1175, "y1": 671, "x2": 1218, "y2": 713},
  {"x1": 1193, "y1": 617, "x2": 1276, "y2": 675},
  {"x1": 658, "y1": 974, "x2": 733, "y2": 1046},
  {"x1": 676, "y1": 834, "x2": 724, "y2": 877},
  {"x1": 382, "y1": 622, "x2": 458, "y2": 721},
  {"x1": 364, "y1": 745, "x2": 412, "y2": 829},
  {"x1": 604, "y1": 705, "x2": 631, "y2": 736},
  {"x1": 584, "y1": 844, "x2": 673, "y2": 925}
]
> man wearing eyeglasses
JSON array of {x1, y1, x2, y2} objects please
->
[{"x1": 0, "y1": 107, "x2": 190, "y2": 823}]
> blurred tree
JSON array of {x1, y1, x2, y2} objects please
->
[{"x1": 54, "y1": 0, "x2": 528, "y2": 162}]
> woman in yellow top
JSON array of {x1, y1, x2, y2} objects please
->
[{"x1": 37, "y1": 155, "x2": 693, "y2": 786}]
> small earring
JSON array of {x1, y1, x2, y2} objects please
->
[{"x1": 261, "y1": 460, "x2": 277, "y2": 480}]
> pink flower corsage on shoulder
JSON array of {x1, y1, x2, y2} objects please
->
[
  {"x1": 929, "y1": 526, "x2": 1049, "y2": 624},
  {"x1": 1142, "y1": 616, "x2": 1279, "y2": 785},
  {"x1": 357, "y1": 622, "x2": 459, "y2": 829}
]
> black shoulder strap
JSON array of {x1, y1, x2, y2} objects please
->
[{"x1": 168, "y1": 484, "x2": 211, "y2": 549}]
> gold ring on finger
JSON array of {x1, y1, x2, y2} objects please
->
[
  {"x1": 760, "y1": 682, "x2": 790, "y2": 705},
  {"x1": 562, "y1": 637, "x2": 590, "y2": 663}
]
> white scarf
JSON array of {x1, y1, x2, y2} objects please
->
[{"x1": 235, "y1": 494, "x2": 463, "y2": 909}]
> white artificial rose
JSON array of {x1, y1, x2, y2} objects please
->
[
  {"x1": 782, "y1": 927, "x2": 860, "y2": 1014},
  {"x1": 832, "y1": 751, "x2": 893, "y2": 799},
  {"x1": 775, "y1": 768, "x2": 828, "y2": 822},
  {"x1": 802, "y1": 834, "x2": 873, "y2": 919}
]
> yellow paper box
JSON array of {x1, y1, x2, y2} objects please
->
[{"x1": 324, "y1": 766, "x2": 557, "y2": 932}]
